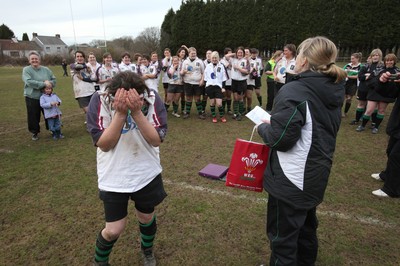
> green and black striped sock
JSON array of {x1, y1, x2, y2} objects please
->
[
  {"x1": 361, "y1": 115, "x2": 370, "y2": 127},
  {"x1": 218, "y1": 106, "x2": 224, "y2": 117},
  {"x1": 173, "y1": 102, "x2": 179, "y2": 113},
  {"x1": 355, "y1": 108, "x2": 365, "y2": 121},
  {"x1": 94, "y1": 231, "x2": 118, "y2": 263},
  {"x1": 196, "y1": 101, "x2": 203, "y2": 115},
  {"x1": 374, "y1": 114, "x2": 384, "y2": 128},
  {"x1": 202, "y1": 100, "x2": 207, "y2": 112},
  {"x1": 210, "y1": 105, "x2": 216, "y2": 117},
  {"x1": 185, "y1": 101, "x2": 192, "y2": 114},
  {"x1": 239, "y1": 101, "x2": 245, "y2": 115},
  {"x1": 140, "y1": 216, "x2": 157, "y2": 251},
  {"x1": 181, "y1": 99, "x2": 185, "y2": 112},
  {"x1": 233, "y1": 101, "x2": 239, "y2": 115}
]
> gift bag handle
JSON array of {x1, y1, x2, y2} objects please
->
[{"x1": 250, "y1": 125, "x2": 258, "y2": 142}]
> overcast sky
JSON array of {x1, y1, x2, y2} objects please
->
[{"x1": 2, "y1": 0, "x2": 182, "y2": 45}]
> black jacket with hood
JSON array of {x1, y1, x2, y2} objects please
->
[{"x1": 258, "y1": 71, "x2": 345, "y2": 210}]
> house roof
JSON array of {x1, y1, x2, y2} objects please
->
[
  {"x1": 0, "y1": 39, "x2": 41, "y2": 51},
  {"x1": 34, "y1": 35, "x2": 67, "y2": 46}
]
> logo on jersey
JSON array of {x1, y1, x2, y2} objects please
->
[{"x1": 121, "y1": 114, "x2": 137, "y2": 134}]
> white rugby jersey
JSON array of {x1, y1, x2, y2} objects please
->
[
  {"x1": 140, "y1": 64, "x2": 159, "y2": 92},
  {"x1": 97, "y1": 64, "x2": 119, "y2": 91},
  {"x1": 181, "y1": 57, "x2": 205, "y2": 84},
  {"x1": 204, "y1": 62, "x2": 227, "y2": 88},
  {"x1": 168, "y1": 63, "x2": 183, "y2": 85},
  {"x1": 230, "y1": 57, "x2": 249, "y2": 81},
  {"x1": 275, "y1": 57, "x2": 296, "y2": 84},
  {"x1": 161, "y1": 57, "x2": 172, "y2": 83},
  {"x1": 220, "y1": 56, "x2": 232, "y2": 86},
  {"x1": 86, "y1": 90, "x2": 167, "y2": 193},
  {"x1": 247, "y1": 57, "x2": 258, "y2": 86},
  {"x1": 119, "y1": 62, "x2": 139, "y2": 74}
]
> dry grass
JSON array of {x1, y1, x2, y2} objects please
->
[{"x1": 0, "y1": 66, "x2": 399, "y2": 265}]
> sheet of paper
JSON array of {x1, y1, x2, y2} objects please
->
[{"x1": 245, "y1": 106, "x2": 271, "y2": 125}]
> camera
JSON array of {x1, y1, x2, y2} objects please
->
[
  {"x1": 94, "y1": 85, "x2": 100, "y2": 91},
  {"x1": 389, "y1": 73, "x2": 399, "y2": 81}
]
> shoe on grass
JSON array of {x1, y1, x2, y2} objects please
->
[
  {"x1": 372, "y1": 189, "x2": 389, "y2": 197},
  {"x1": 198, "y1": 114, "x2": 206, "y2": 120},
  {"x1": 371, "y1": 173, "x2": 383, "y2": 181},
  {"x1": 212, "y1": 117, "x2": 217, "y2": 123},
  {"x1": 172, "y1": 112, "x2": 180, "y2": 118},
  {"x1": 371, "y1": 128, "x2": 378, "y2": 134},
  {"x1": 349, "y1": 119, "x2": 359, "y2": 125},
  {"x1": 93, "y1": 259, "x2": 110, "y2": 266},
  {"x1": 356, "y1": 125, "x2": 365, "y2": 132},
  {"x1": 142, "y1": 248, "x2": 156, "y2": 266},
  {"x1": 220, "y1": 117, "x2": 227, "y2": 123},
  {"x1": 32, "y1": 133, "x2": 39, "y2": 141},
  {"x1": 183, "y1": 113, "x2": 189, "y2": 119}
]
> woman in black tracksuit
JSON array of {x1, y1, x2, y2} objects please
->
[{"x1": 257, "y1": 36, "x2": 346, "y2": 266}]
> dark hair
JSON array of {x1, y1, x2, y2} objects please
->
[
  {"x1": 133, "y1": 53, "x2": 142, "y2": 61},
  {"x1": 284, "y1": 44, "x2": 297, "y2": 57},
  {"x1": 235, "y1": 46, "x2": 245, "y2": 56},
  {"x1": 351, "y1": 52, "x2": 362, "y2": 61},
  {"x1": 75, "y1": 50, "x2": 85, "y2": 58},
  {"x1": 121, "y1": 52, "x2": 131, "y2": 59},
  {"x1": 106, "y1": 71, "x2": 149, "y2": 97},
  {"x1": 176, "y1": 47, "x2": 188, "y2": 58},
  {"x1": 250, "y1": 48, "x2": 258, "y2": 54},
  {"x1": 142, "y1": 54, "x2": 151, "y2": 61},
  {"x1": 224, "y1": 47, "x2": 232, "y2": 55}
]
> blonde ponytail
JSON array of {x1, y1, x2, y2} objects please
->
[{"x1": 298, "y1": 36, "x2": 347, "y2": 83}]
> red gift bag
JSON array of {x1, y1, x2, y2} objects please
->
[{"x1": 226, "y1": 127, "x2": 270, "y2": 192}]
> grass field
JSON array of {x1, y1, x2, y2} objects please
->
[{"x1": 0, "y1": 65, "x2": 399, "y2": 265}]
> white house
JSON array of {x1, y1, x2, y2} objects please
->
[{"x1": 31, "y1": 33, "x2": 69, "y2": 56}]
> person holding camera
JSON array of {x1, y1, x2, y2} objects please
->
[
  {"x1": 70, "y1": 51, "x2": 97, "y2": 119},
  {"x1": 371, "y1": 68, "x2": 400, "y2": 197},
  {"x1": 356, "y1": 53, "x2": 399, "y2": 134},
  {"x1": 86, "y1": 71, "x2": 167, "y2": 266}
]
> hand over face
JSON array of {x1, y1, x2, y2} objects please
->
[
  {"x1": 126, "y1": 88, "x2": 144, "y2": 116},
  {"x1": 112, "y1": 88, "x2": 129, "y2": 114}
]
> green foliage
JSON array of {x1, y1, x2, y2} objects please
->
[
  {"x1": 22, "y1": 33, "x2": 29, "y2": 41},
  {"x1": 160, "y1": 0, "x2": 400, "y2": 57},
  {"x1": 0, "y1": 23, "x2": 15, "y2": 39}
]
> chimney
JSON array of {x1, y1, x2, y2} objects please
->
[
  {"x1": 32, "y1": 33, "x2": 38, "y2": 38},
  {"x1": 55, "y1": 34, "x2": 60, "y2": 38}
]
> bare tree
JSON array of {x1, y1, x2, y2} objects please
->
[{"x1": 133, "y1": 27, "x2": 160, "y2": 55}]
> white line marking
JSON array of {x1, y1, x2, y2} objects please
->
[{"x1": 163, "y1": 179, "x2": 396, "y2": 228}]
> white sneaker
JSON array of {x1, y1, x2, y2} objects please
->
[
  {"x1": 372, "y1": 189, "x2": 389, "y2": 197},
  {"x1": 172, "y1": 112, "x2": 180, "y2": 118},
  {"x1": 371, "y1": 173, "x2": 382, "y2": 181}
]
